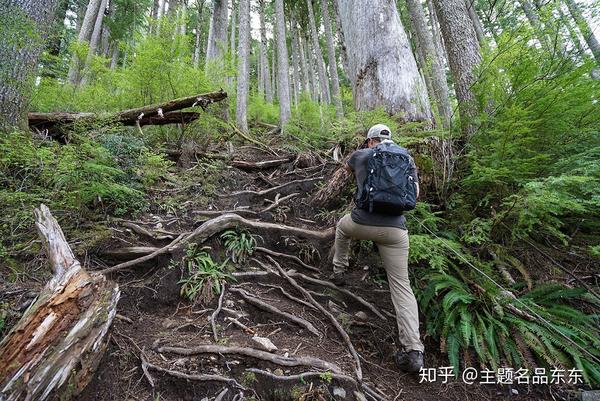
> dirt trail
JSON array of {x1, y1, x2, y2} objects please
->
[{"x1": 76, "y1": 145, "x2": 554, "y2": 401}]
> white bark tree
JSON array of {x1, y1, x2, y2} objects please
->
[
  {"x1": 321, "y1": 0, "x2": 344, "y2": 117},
  {"x1": 274, "y1": 0, "x2": 291, "y2": 124},
  {"x1": 306, "y1": 0, "x2": 331, "y2": 103},
  {"x1": 565, "y1": 0, "x2": 600, "y2": 62},
  {"x1": 236, "y1": 0, "x2": 250, "y2": 131},
  {"x1": 0, "y1": 0, "x2": 61, "y2": 130},
  {"x1": 206, "y1": 0, "x2": 229, "y2": 66},
  {"x1": 258, "y1": 0, "x2": 273, "y2": 102},
  {"x1": 67, "y1": 0, "x2": 102, "y2": 85},
  {"x1": 339, "y1": 0, "x2": 432, "y2": 121}
]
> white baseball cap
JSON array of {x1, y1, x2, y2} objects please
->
[{"x1": 366, "y1": 124, "x2": 392, "y2": 140}]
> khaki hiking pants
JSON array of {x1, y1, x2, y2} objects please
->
[{"x1": 333, "y1": 214, "x2": 424, "y2": 353}]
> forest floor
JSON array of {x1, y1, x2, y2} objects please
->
[{"x1": 1, "y1": 144, "x2": 581, "y2": 401}]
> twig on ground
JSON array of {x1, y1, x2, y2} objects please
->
[
  {"x1": 229, "y1": 287, "x2": 320, "y2": 336},
  {"x1": 266, "y1": 256, "x2": 364, "y2": 382},
  {"x1": 211, "y1": 283, "x2": 226, "y2": 342},
  {"x1": 260, "y1": 193, "x2": 299, "y2": 213},
  {"x1": 115, "y1": 314, "x2": 134, "y2": 324},
  {"x1": 215, "y1": 388, "x2": 229, "y2": 401},
  {"x1": 158, "y1": 344, "x2": 341, "y2": 373},
  {"x1": 227, "y1": 177, "x2": 323, "y2": 197},
  {"x1": 140, "y1": 353, "x2": 155, "y2": 387},
  {"x1": 225, "y1": 317, "x2": 256, "y2": 334},
  {"x1": 254, "y1": 247, "x2": 319, "y2": 272},
  {"x1": 290, "y1": 271, "x2": 386, "y2": 320},
  {"x1": 121, "y1": 222, "x2": 174, "y2": 240}
]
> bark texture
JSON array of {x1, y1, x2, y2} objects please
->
[
  {"x1": 0, "y1": 0, "x2": 61, "y2": 130},
  {"x1": 433, "y1": 0, "x2": 482, "y2": 136},
  {"x1": 306, "y1": 0, "x2": 331, "y2": 103},
  {"x1": 321, "y1": 0, "x2": 344, "y2": 117},
  {"x1": 565, "y1": 0, "x2": 600, "y2": 62},
  {"x1": 406, "y1": 0, "x2": 452, "y2": 128},
  {"x1": 464, "y1": 0, "x2": 485, "y2": 45},
  {"x1": 235, "y1": 0, "x2": 250, "y2": 132},
  {"x1": 339, "y1": 0, "x2": 432, "y2": 121},
  {"x1": 274, "y1": 0, "x2": 292, "y2": 124},
  {"x1": 206, "y1": 0, "x2": 229, "y2": 65},
  {"x1": 0, "y1": 205, "x2": 120, "y2": 401}
]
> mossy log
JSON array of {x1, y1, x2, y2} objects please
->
[{"x1": 0, "y1": 205, "x2": 120, "y2": 401}]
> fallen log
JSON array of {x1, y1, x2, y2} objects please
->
[
  {"x1": 28, "y1": 90, "x2": 227, "y2": 132},
  {"x1": 0, "y1": 204, "x2": 120, "y2": 401}
]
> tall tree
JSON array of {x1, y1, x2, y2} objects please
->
[
  {"x1": 306, "y1": 0, "x2": 331, "y2": 103},
  {"x1": 427, "y1": 0, "x2": 448, "y2": 65},
  {"x1": 464, "y1": 0, "x2": 485, "y2": 45},
  {"x1": 192, "y1": 0, "x2": 206, "y2": 67},
  {"x1": 406, "y1": 0, "x2": 452, "y2": 128},
  {"x1": 433, "y1": 0, "x2": 482, "y2": 137},
  {"x1": 67, "y1": 0, "x2": 102, "y2": 85},
  {"x1": 564, "y1": 0, "x2": 600, "y2": 62},
  {"x1": 331, "y1": 0, "x2": 349, "y2": 76},
  {"x1": 206, "y1": 0, "x2": 229, "y2": 65},
  {"x1": 0, "y1": 0, "x2": 61, "y2": 130},
  {"x1": 258, "y1": 0, "x2": 273, "y2": 102},
  {"x1": 295, "y1": 23, "x2": 311, "y2": 95},
  {"x1": 235, "y1": 0, "x2": 250, "y2": 131},
  {"x1": 274, "y1": 0, "x2": 291, "y2": 124},
  {"x1": 338, "y1": 0, "x2": 432, "y2": 121},
  {"x1": 304, "y1": 32, "x2": 319, "y2": 101},
  {"x1": 321, "y1": 0, "x2": 344, "y2": 117},
  {"x1": 80, "y1": 0, "x2": 108, "y2": 84},
  {"x1": 230, "y1": 0, "x2": 236, "y2": 58},
  {"x1": 289, "y1": 13, "x2": 301, "y2": 106}
]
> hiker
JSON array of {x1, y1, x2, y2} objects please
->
[{"x1": 331, "y1": 123, "x2": 425, "y2": 373}]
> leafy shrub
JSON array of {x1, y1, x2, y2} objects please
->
[
  {"x1": 221, "y1": 229, "x2": 257, "y2": 264},
  {"x1": 178, "y1": 244, "x2": 233, "y2": 304}
]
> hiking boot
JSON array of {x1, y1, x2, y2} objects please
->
[{"x1": 395, "y1": 350, "x2": 424, "y2": 373}]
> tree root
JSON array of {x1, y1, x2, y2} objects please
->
[
  {"x1": 254, "y1": 247, "x2": 319, "y2": 272},
  {"x1": 143, "y1": 358, "x2": 244, "y2": 388},
  {"x1": 260, "y1": 192, "x2": 299, "y2": 213},
  {"x1": 257, "y1": 283, "x2": 317, "y2": 311},
  {"x1": 194, "y1": 209, "x2": 259, "y2": 217},
  {"x1": 121, "y1": 222, "x2": 174, "y2": 240},
  {"x1": 229, "y1": 287, "x2": 320, "y2": 336},
  {"x1": 225, "y1": 317, "x2": 256, "y2": 334},
  {"x1": 266, "y1": 256, "x2": 364, "y2": 382},
  {"x1": 211, "y1": 283, "x2": 227, "y2": 342},
  {"x1": 289, "y1": 271, "x2": 386, "y2": 320},
  {"x1": 157, "y1": 344, "x2": 341, "y2": 373},
  {"x1": 227, "y1": 177, "x2": 323, "y2": 197}
]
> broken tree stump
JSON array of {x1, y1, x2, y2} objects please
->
[{"x1": 0, "y1": 204, "x2": 120, "y2": 401}]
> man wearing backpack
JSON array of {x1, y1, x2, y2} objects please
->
[{"x1": 332, "y1": 123, "x2": 424, "y2": 373}]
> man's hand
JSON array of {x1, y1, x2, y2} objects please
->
[{"x1": 344, "y1": 163, "x2": 353, "y2": 173}]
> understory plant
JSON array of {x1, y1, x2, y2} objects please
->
[
  {"x1": 221, "y1": 229, "x2": 257, "y2": 264},
  {"x1": 178, "y1": 244, "x2": 233, "y2": 304}
]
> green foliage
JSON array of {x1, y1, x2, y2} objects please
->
[
  {"x1": 318, "y1": 371, "x2": 333, "y2": 383},
  {"x1": 178, "y1": 244, "x2": 233, "y2": 304},
  {"x1": 221, "y1": 229, "x2": 257, "y2": 264}
]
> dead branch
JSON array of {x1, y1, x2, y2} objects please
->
[
  {"x1": 259, "y1": 193, "x2": 299, "y2": 213},
  {"x1": 121, "y1": 222, "x2": 174, "y2": 240},
  {"x1": 194, "y1": 209, "x2": 259, "y2": 217},
  {"x1": 229, "y1": 287, "x2": 320, "y2": 336},
  {"x1": 215, "y1": 388, "x2": 229, "y2": 401},
  {"x1": 225, "y1": 317, "x2": 257, "y2": 335},
  {"x1": 290, "y1": 271, "x2": 386, "y2": 320},
  {"x1": 144, "y1": 359, "x2": 243, "y2": 388},
  {"x1": 0, "y1": 205, "x2": 120, "y2": 401},
  {"x1": 257, "y1": 283, "x2": 317, "y2": 311},
  {"x1": 266, "y1": 256, "x2": 363, "y2": 382},
  {"x1": 157, "y1": 344, "x2": 341, "y2": 373},
  {"x1": 254, "y1": 247, "x2": 319, "y2": 273},
  {"x1": 211, "y1": 283, "x2": 226, "y2": 342},
  {"x1": 227, "y1": 177, "x2": 324, "y2": 197},
  {"x1": 231, "y1": 158, "x2": 292, "y2": 171},
  {"x1": 102, "y1": 246, "x2": 160, "y2": 259},
  {"x1": 228, "y1": 121, "x2": 277, "y2": 155},
  {"x1": 100, "y1": 233, "x2": 187, "y2": 274}
]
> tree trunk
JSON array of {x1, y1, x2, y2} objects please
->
[
  {"x1": 406, "y1": 0, "x2": 452, "y2": 128},
  {"x1": 0, "y1": 0, "x2": 61, "y2": 131},
  {"x1": 0, "y1": 205, "x2": 120, "y2": 401},
  {"x1": 296, "y1": 24, "x2": 311, "y2": 95},
  {"x1": 272, "y1": 33, "x2": 277, "y2": 101},
  {"x1": 558, "y1": 5, "x2": 584, "y2": 55},
  {"x1": 230, "y1": 0, "x2": 237, "y2": 58},
  {"x1": 339, "y1": 0, "x2": 432, "y2": 122},
  {"x1": 80, "y1": 0, "x2": 108, "y2": 85},
  {"x1": 110, "y1": 43, "x2": 119, "y2": 69},
  {"x1": 464, "y1": 0, "x2": 485, "y2": 45},
  {"x1": 306, "y1": 0, "x2": 331, "y2": 104},
  {"x1": 321, "y1": 0, "x2": 344, "y2": 117},
  {"x1": 236, "y1": 0, "x2": 250, "y2": 132},
  {"x1": 565, "y1": 0, "x2": 600, "y2": 62},
  {"x1": 289, "y1": 13, "x2": 302, "y2": 106},
  {"x1": 192, "y1": 0, "x2": 205, "y2": 67},
  {"x1": 427, "y1": 0, "x2": 448, "y2": 66},
  {"x1": 433, "y1": 0, "x2": 482, "y2": 137},
  {"x1": 305, "y1": 33, "x2": 319, "y2": 101},
  {"x1": 48, "y1": 0, "x2": 69, "y2": 56},
  {"x1": 274, "y1": 0, "x2": 292, "y2": 125},
  {"x1": 67, "y1": 0, "x2": 102, "y2": 85},
  {"x1": 206, "y1": 0, "x2": 229, "y2": 66},
  {"x1": 259, "y1": 0, "x2": 273, "y2": 102},
  {"x1": 331, "y1": 0, "x2": 349, "y2": 77},
  {"x1": 518, "y1": 0, "x2": 549, "y2": 47}
]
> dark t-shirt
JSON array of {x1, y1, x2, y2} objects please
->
[{"x1": 347, "y1": 142, "x2": 419, "y2": 229}]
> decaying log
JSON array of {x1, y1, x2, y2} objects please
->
[
  {"x1": 28, "y1": 90, "x2": 227, "y2": 132},
  {"x1": 0, "y1": 205, "x2": 120, "y2": 401},
  {"x1": 310, "y1": 162, "x2": 352, "y2": 208},
  {"x1": 157, "y1": 344, "x2": 341, "y2": 373}
]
